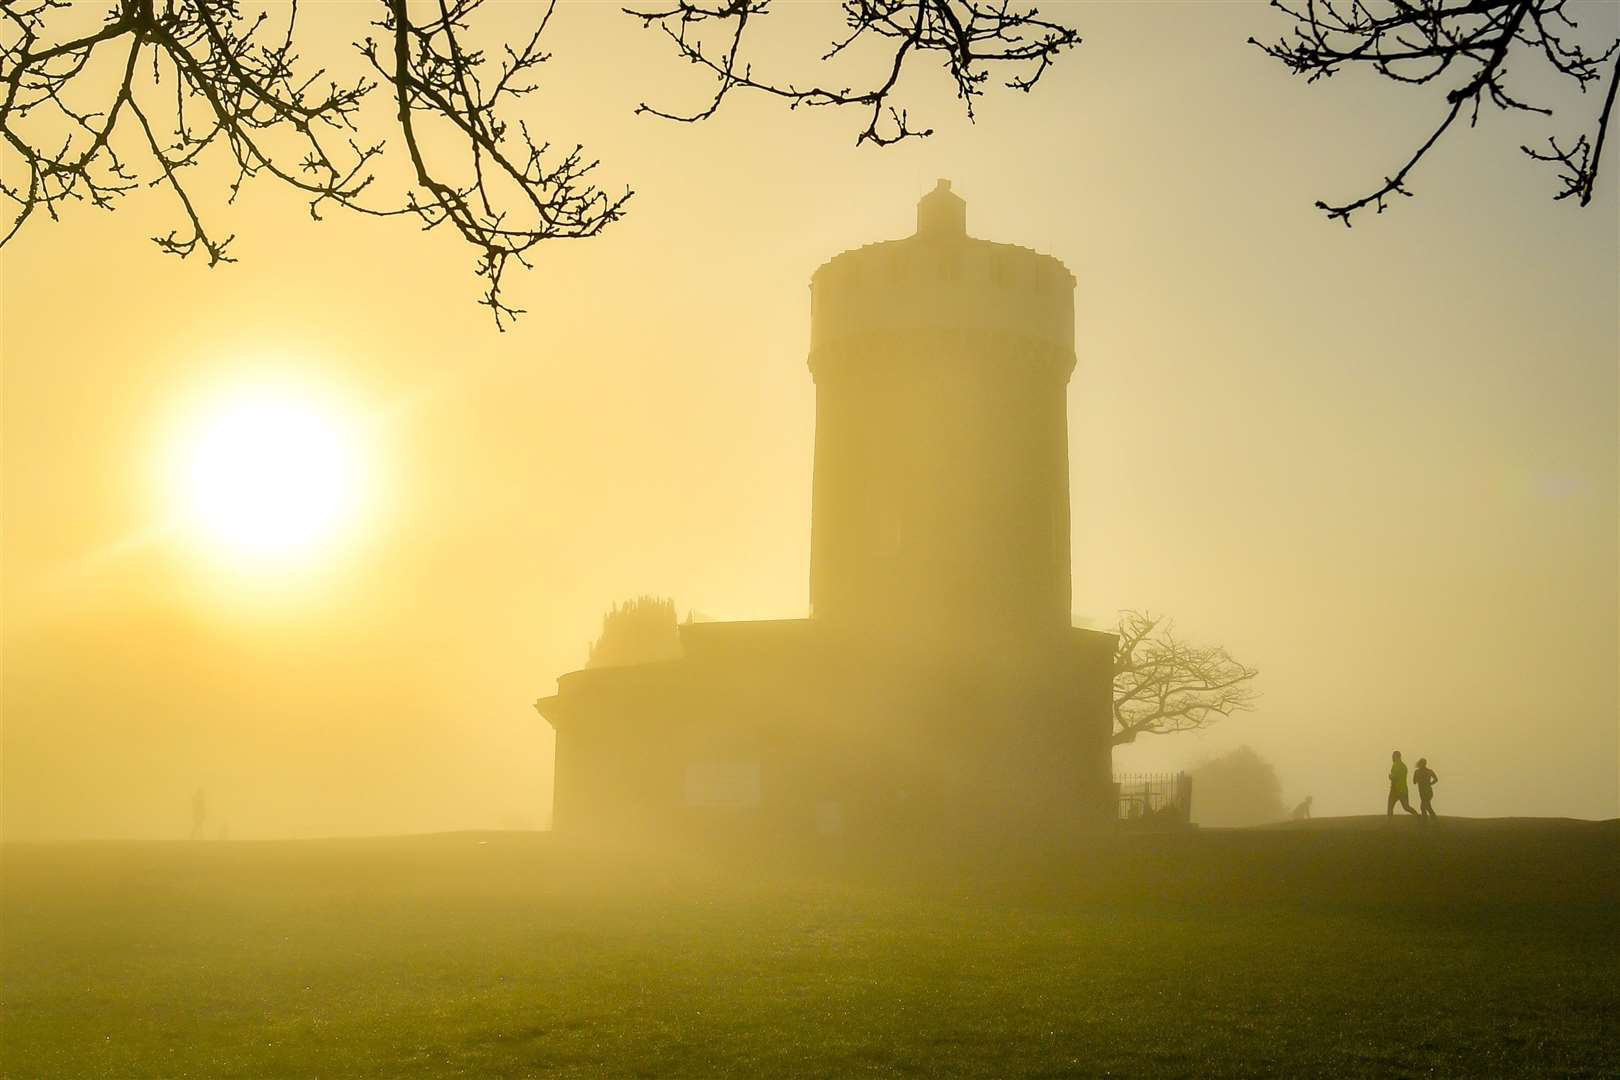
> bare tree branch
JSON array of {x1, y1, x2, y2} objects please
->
[
  {"x1": 359, "y1": 0, "x2": 630, "y2": 326},
  {"x1": 2, "y1": 1, "x2": 1081, "y2": 319},
  {"x1": 1111, "y1": 611, "x2": 1259, "y2": 747},
  {"x1": 1251, "y1": 0, "x2": 1620, "y2": 222},
  {"x1": 624, "y1": 0, "x2": 1081, "y2": 146},
  {"x1": 1, "y1": 0, "x2": 630, "y2": 328}
]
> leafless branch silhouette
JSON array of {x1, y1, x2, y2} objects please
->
[
  {"x1": 623, "y1": 0, "x2": 1081, "y2": 146},
  {"x1": 1, "y1": 0, "x2": 629, "y2": 328},
  {"x1": 2, "y1": 1, "x2": 1082, "y2": 324},
  {"x1": 1111, "y1": 611, "x2": 1259, "y2": 747},
  {"x1": 1252, "y1": 0, "x2": 1619, "y2": 223}
]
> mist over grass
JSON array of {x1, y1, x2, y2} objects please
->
[{"x1": 3, "y1": 820, "x2": 1615, "y2": 1077}]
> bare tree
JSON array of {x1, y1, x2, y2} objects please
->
[
  {"x1": 1253, "y1": 0, "x2": 1620, "y2": 222},
  {"x1": 1111, "y1": 611, "x2": 1259, "y2": 747},
  {"x1": 1, "y1": 0, "x2": 1079, "y2": 324},
  {"x1": 625, "y1": 0, "x2": 1080, "y2": 147}
]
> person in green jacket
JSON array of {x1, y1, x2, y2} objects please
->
[{"x1": 1387, "y1": 750, "x2": 1419, "y2": 817}]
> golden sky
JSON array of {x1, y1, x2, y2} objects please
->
[{"x1": 3, "y1": 2, "x2": 1616, "y2": 839}]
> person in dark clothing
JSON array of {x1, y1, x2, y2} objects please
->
[
  {"x1": 1412, "y1": 758, "x2": 1439, "y2": 819},
  {"x1": 1387, "y1": 751, "x2": 1419, "y2": 817}
]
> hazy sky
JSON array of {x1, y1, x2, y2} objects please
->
[{"x1": 3, "y1": 2, "x2": 1616, "y2": 840}]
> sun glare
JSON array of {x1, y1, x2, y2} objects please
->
[{"x1": 173, "y1": 388, "x2": 361, "y2": 564}]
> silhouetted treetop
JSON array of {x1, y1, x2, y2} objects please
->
[
  {"x1": 1187, "y1": 745, "x2": 1288, "y2": 827},
  {"x1": 624, "y1": 0, "x2": 1081, "y2": 146},
  {"x1": 586, "y1": 595, "x2": 683, "y2": 668},
  {"x1": 1111, "y1": 611, "x2": 1259, "y2": 747},
  {"x1": 1253, "y1": 0, "x2": 1619, "y2": 221}
]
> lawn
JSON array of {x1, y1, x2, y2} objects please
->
[{"x1": 3, "y1": 819, "x2": 1616, "y2": 1078}]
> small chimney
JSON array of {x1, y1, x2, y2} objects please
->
[{"x1": 916, "y1": 179, "x2": 967, "y2": 239}]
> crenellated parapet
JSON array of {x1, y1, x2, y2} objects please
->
[{"x1": 809, "y1": 181, "x2": 1076, "y2": 381}]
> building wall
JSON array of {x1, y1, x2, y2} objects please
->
[
  {"x1": 539, "y1": 623, "x2": 1116, "y2": 842},
  {"x1": 809, "y1": 333, "x2": 1074, "y2": 645}
]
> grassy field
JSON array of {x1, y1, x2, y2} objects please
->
[{"x1": 3, "y1": 818, "x2": 1616, "y2": 1078}]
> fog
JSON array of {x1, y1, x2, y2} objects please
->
[{"x1": 3, "y1": 2, "x2": 1616, "y2": 842}]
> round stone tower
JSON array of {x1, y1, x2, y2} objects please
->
[{"x1": 808, "y1": 180, "x2": 1077, "y2": 648}]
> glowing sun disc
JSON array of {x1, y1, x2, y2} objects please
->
[{"x1": 174, "y1": 391, "x2": 360, "y2": 562}]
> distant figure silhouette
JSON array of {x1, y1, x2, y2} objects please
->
[
  {"x1": 1292, "y1": 795, "x2": 1313, "y2": 821},
  {"x1": 1412, "y1": 758, "x2": 1439, "y2": 819},
  {"x1": 1387, "y1": 751, "x2": 1419, "y2": 817},
  {"x1": 191, "y1": 787, "x2": 208, "y2": 841}
]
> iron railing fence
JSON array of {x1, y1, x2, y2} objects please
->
[{"x1": 1113, "y1": 771, "x2": 1193, "y2": 825}]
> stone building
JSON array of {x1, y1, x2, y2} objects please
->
[{"x1": 535, "y1": 182, "x2": 1116, "y2": 842}]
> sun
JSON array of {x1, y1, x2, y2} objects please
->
[{"x1": 172, "y1": 388, "x2": 362, "y2": 564}]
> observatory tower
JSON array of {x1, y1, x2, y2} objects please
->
[
  {"x1": 536, "y1": 183, "x2": 1116, "y2": 841},
  {"x1": 809, "y1": 181, "x2": 1076, "y2": 645}
]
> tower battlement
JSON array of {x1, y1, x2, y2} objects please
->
[{"x1": 809, "y1": 183, "x2": 1075, "y2": 371}]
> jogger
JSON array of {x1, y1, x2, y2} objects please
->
[
  {"x1": 1387, "y1": 751, "x2": 1419, "y2": 817},
  {"x1": 1413, "y1": 758, "x2": 1439, "y2": 819}
]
